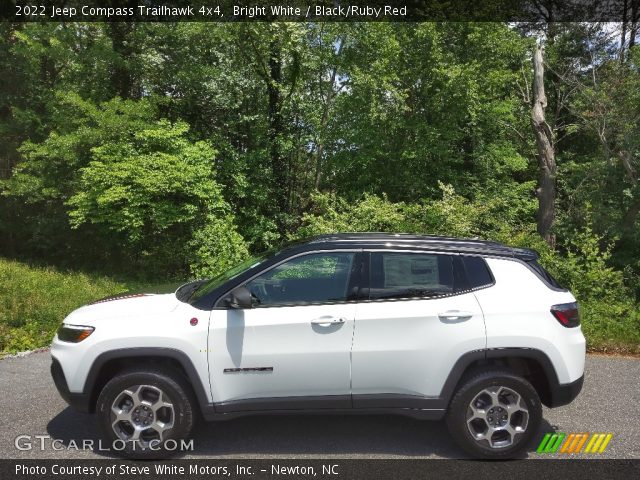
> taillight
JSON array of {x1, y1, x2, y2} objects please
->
[{"x1": 550, "y1": 302, "x2": 580, "y2": 328}]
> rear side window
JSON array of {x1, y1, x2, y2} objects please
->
[
  {"x1": 525, "y1": 259, "x2": 565, "y2": 290},
  {"x1": 462, "y1": 256, "x2": 494, "y2": 289},
  {"x1": 369, "y1": 252, "x2": 455, "y2": 300}
]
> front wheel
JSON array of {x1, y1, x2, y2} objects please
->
[
  {"x1": 96, "y1": 368, "x2": 195, "y2": 459},
  {"x1": 446, "y1": 369, "x2": 542, "y2": 459}
]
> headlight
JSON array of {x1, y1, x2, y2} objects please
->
[{"x1": 57, "y1": 324, "x2": 94, "y2": 343}]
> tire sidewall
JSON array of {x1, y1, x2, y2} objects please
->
[
  {"x1": 446, "y1": 371, "x2": 542, "y2": 459},
  {"x1": 96, "y1": 369, "x2": 194, "y2": 459}
]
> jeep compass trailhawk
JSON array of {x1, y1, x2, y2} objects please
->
[{"x1": 51, "y1": 233, "x2": 585, "y2": 459}]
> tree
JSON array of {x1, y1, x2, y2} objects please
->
[
  {"x1": 3, "y1": 94, "x2": 247, "y2": 276},
  {"x1": 531, "y1": 43, "x2": 556, "y2": 246},
  {"x1": 235, "y1": 24, "x2": 304, "y2": 232}
]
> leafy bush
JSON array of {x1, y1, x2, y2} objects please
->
[
  {"x1": 4, "y1": 95, "x2": 248, "y2": 278},
  {"x1": 65, "y1": 118, "x2": 248, "y2": 278},
  {"x1": 526, "y1": 227, "x2": 626, "y2": 302},
  {"x1": 297, "y1": 183, "x2": 537, "y2": 241},
  {"x1": 520, "y1": 228, "x2": 640, "y2": 353},
  {"x1": 296, "y1": 192, "x2": 409, "y2": 236},
  {"x1": 187, "y1": 216, "x2": 249, "y2": 279}
]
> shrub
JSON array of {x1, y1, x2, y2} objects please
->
[
  {"x1": 66, "y1": 118, "x2": 248, "y2": 277},
  {"x1": 297, "y1": 183, "x2": 536, "y2": 241},
  {"x1": 3, "y1": 95, "x2": 249, "y2": 278},
  {"x1": 187, "y1": 215, "x2": 249, "y2": 278},
  {"x1": 521, "y1": 228, "x2": 640, "y2": 353}
]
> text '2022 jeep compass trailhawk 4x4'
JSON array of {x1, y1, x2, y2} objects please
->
[{"x1": 51, "y1": 233, "x2": 585, "y2": 459}]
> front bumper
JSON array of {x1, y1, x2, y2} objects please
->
[
  {"x1": 50, "y1": 358, "x2": 92, "y2": 413},
  {"x1": 548, "y1": 374, "x2": 584, "y2": 407}
]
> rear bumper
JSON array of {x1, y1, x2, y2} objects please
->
[
  {"x1": 50, "y1": 358, "x2": 92, "y2": 413},
  {"x1": 548, "y1": 374, "x2": 584, "y2": 408}
]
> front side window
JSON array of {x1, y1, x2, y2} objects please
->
[
  {"x1": 184, "y1": 252, "x2": 273, "y2": 304},
  {"x1": 369, "y1": 252, "x2": 455, "y2": 300},
  {"x1": 246, "y1": 252, "x2": 355, "y2": 306}
]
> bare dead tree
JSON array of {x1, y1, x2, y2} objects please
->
[
  {"x1": 531, "y1": 43, "x2": 557, "y2": 247},
  {"x1": 622, "y1": 0, "x2": 629, "y2": 62},
  {"x1": 631, "y1": 0, "x2": 639, "y2": 48}
]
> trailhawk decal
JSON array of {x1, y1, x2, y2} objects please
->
[{"x1": 223, "y1": 367, "x2": 274, "y2": 374}]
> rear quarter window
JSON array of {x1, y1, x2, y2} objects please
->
[
  {"x1": 525, "y1": 259, "x2": 566, "y2": 290},
  {"x1": 462, "y1": 256, "x2": 494, "y2": 289}
]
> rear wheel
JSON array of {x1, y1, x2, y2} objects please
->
[
  {"x1": 446, "y1": 369, "x2": 542, "y2": 459},
  {"x1": 96, "y1": 368, "x2": 195, "y2": 459}
]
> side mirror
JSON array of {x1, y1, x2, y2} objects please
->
[{"x1": 225, "y1": 285, "x2": 253, "y2": 309}]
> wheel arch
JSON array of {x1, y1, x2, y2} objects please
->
[
  {"x1": 440, "y1": 348, "x2": 562, "y2": 408},
  {"x1": 83, "y1": 348, "x2": 210, "y2": 414}
]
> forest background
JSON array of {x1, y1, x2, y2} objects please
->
[{"x1": 2, "y1": 21, "x2": 640, "y2": 354}]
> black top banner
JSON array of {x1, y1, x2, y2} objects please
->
[{"x1": 2, "y1": 0, "x2": 640, "y2": 22}]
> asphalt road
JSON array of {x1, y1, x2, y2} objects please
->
[{"x1": 0, "y1": 351, "x2": 638, "y2": 459}]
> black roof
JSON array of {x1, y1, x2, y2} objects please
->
[{"x1": 298, "y1": 232, "x2": 538, "y2": 260}]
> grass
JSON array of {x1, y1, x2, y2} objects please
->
[
  {"x1": 579, "y1": 300, "x2": 640, "y2": 355},
  {"x1": 1, "y1": 257, "x2": 639, "y2": 356},
  {"x1": 0, "y1": 258, "x2": 182, "y2": 355}
]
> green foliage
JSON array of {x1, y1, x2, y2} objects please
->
[
  {"x1": 1, "y1": 22, "x2": 640, "y2": 352},
  {"x1": 4, "y1": 95, "x2": 248, "y2": 278},
  {"x1": 297, "y1": 182, "x2": 537, "y2": 242},
  {"x1": 67, "y1": 120, "x2": 220, "y2": 239},
  {"x1": 537, "y1": 228, "x2": 625, "y2": 301},
  {"x1": 296, "y1": 193, "x2": 640, "y2": 353},
  {"x1": 0, "y1": 258, "x2": 127, "y2": 354},
  {"x1": 187, "y1": 216, "x2": 249, "y2": 279},
  {"x1": 296, "y1": 192, "x2": 409, "y2": 235}
]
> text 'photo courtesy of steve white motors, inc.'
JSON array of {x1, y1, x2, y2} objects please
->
[{"x1": 13, "y1": 462, "x2": 340, "y2": 477}]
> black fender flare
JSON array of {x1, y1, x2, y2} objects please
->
[
  {"x1": 81, "y1": 347, "x2": 211, "y2": 413},
  {"x1": 437, "y1": 347, "x2": 567, "y2": 408}
]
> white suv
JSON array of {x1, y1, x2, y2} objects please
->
[{"x1": 50, "y1": 233, "x2": 585, "y2": 459}]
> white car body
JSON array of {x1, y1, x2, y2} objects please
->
[{"x1": 51, "y1": 234, "x2": 586, "y2": 453}]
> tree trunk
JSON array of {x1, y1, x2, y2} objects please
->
[
  {"x1": 622, "y1": 0, "x2": 629, "y2": 62},
  {"x1": 108, "y1": 23, "x2": 135, "y2": 99},
  {"x1": 313, "y1": 35, "x2": 346, "y2": 191},
  {"x1": 630, "y1": 0, "x2": 639, "y2": 48},
  {"x1": 267, "y1": 39, "x2": 289, "y2": 228},
  {"x1": 313, "y1": 107, "x2": 329, "y2": 190},
  {"x1": 531, "y1": 43, "x2": 557, "y2": 247}
]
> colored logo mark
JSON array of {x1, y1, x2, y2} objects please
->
[{"x1": 536, "y1": 432, "x2": 613, "y2": 454}]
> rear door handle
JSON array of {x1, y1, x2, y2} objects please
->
[
  {"x1": 438, "y1": 310, "x2": 473, "y2": 321},
  {"x1": 311, "y1": 316, "x2": 346, "y2": 326}
]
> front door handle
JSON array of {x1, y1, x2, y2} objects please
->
[
  {"x1": 311, "y1": 316, "x2": 346, "y2": 326},
  {"x1": 438, "y1": 310, "x2": 473, "y2": 322}
]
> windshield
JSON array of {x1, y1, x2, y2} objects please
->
[{"x1": 180, "y1": 252, "x2": 273, "y2": 304}]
